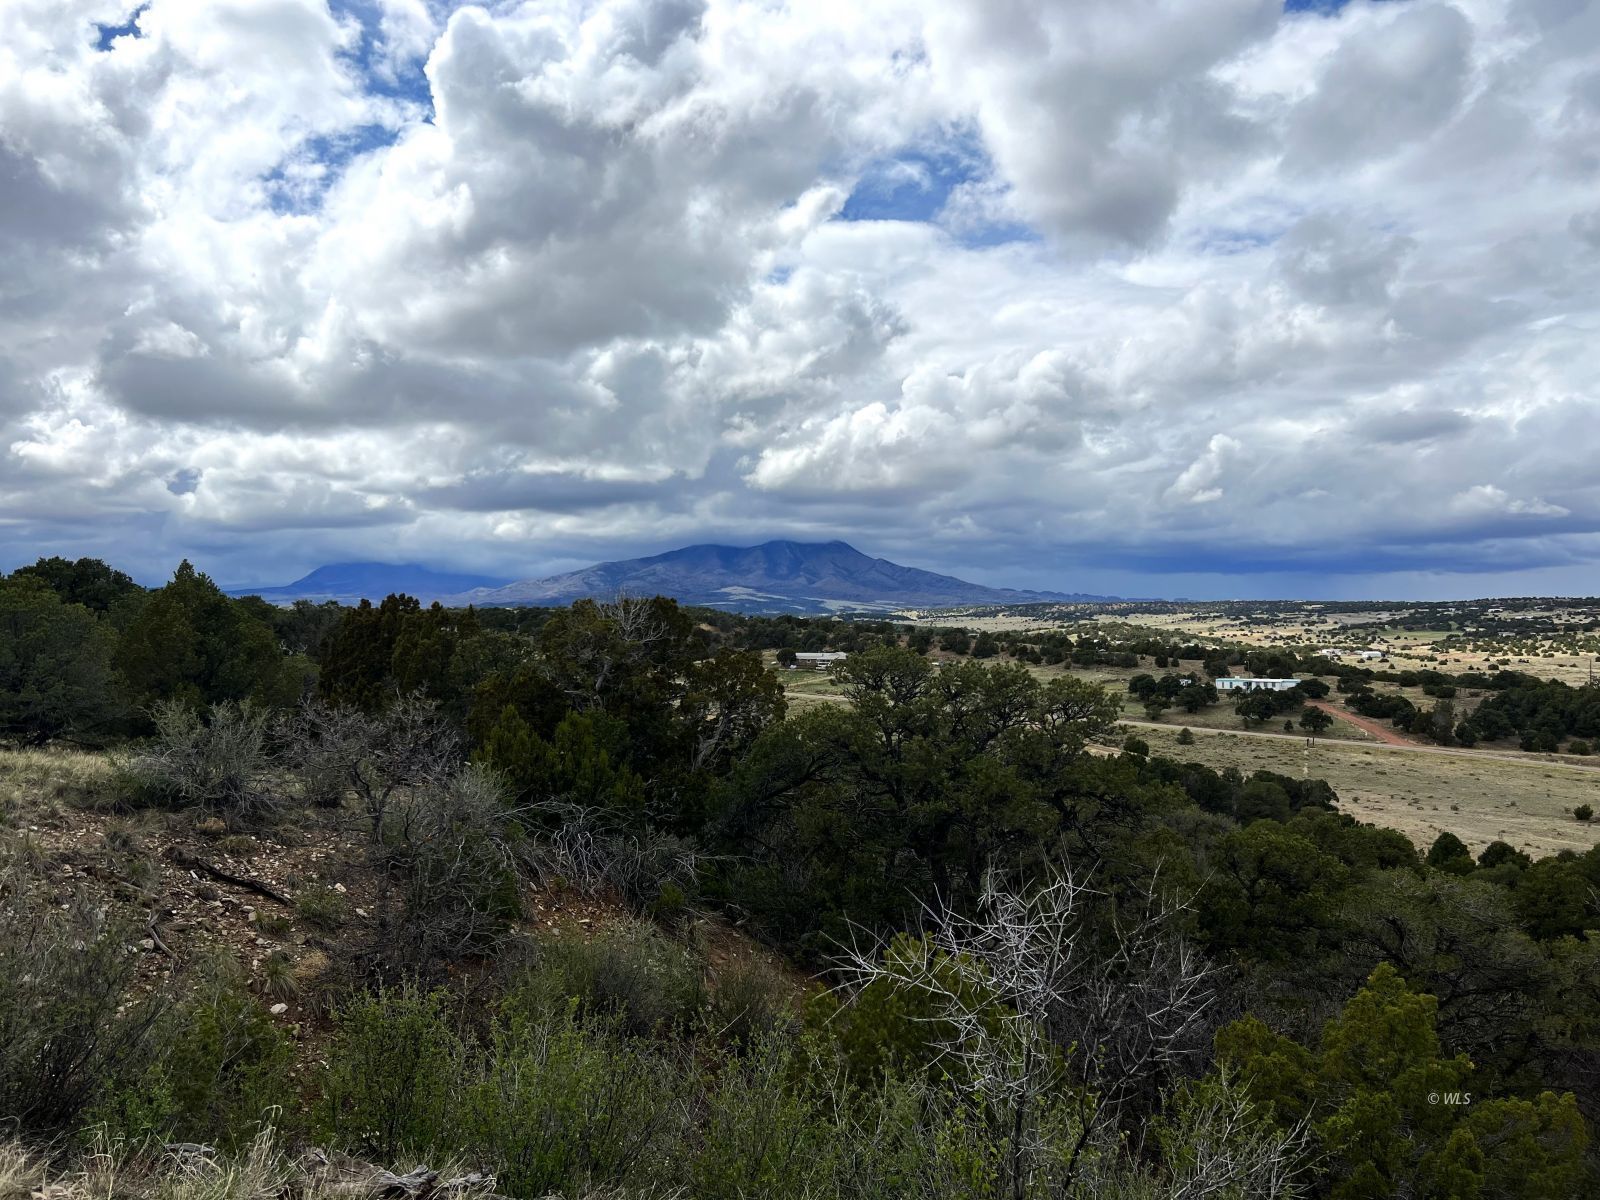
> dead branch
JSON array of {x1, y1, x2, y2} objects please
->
[{"x1": 168, "y1": 847, "x2": 292, "y2": 905}]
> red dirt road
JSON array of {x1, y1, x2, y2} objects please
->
[{"x1": 1307, "y1": 700, "x2": 1416, "y2": 747}]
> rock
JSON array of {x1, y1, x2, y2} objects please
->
[
  {"x1": 270, "y1": 1002, "x2": 289, "y2": 1015},
  {"x1": 139, "y1": 937, "x2": 155, "y2": 951},
  {"x1": 333, "y1": 882, "x2": 348, "y2": 893}
]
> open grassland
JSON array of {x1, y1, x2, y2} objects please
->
[
  {"x1": 773, "y1": 655, "x2": 1597, "y2": 854},
  {"x1": 1132, "y1": 723, "x2": 1600, "y2": 857},
  {"x1": 1081, "y1": 605, "x2": 1600, "y2": 685}
]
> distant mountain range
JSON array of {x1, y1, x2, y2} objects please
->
[
  {"x1": 228, "y1": 542, "x2": 1115, "y2": 614},
  {"x1": 446, "y1": 541, "x2": 1114, "y2": 614},
  {"x1": 227, "y1": 562, "x2": 512, "y2": 606}
]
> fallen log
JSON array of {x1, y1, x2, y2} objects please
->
[{"x1": 168, "y1": 848, "x2": 293, "y2": 905}]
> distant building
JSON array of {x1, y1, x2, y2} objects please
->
[
  {"x1": 793, "y1": 651, "x2": 849, "y2": 671},
  {"x1": 1214, "y1": 676, "x2": 1301, "y2": 692},
  {"x1": 1325, "y1": 648, "x2": 1384, "y2": 661}
]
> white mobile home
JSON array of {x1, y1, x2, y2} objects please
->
[{"x1": 1214, "y1": 677, "x2": 1301, "y2": 692}]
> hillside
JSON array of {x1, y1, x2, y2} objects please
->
[
  {"x1": 446, "y1": 539, "x2": 1112, "y2": 613},
  {"x1": 227, "y1": 562, "x2": 512, "y2": 606}
]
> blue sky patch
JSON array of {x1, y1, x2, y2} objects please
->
[
  {"x1": 327, "y1": 0, "x2": 436, "y2": 114},
  {"x1": 93, "y1": 3, "x2": 148, "y2": 51},
  {"x1": 839, "y1": 149, "x2": 982, "y2": 224},
  {"x1": 262, "y1": 124, "x2": 399, "y2": 214},
  {"x1": 838, "y1": 139, "x2": 1037, "y2": 248}
]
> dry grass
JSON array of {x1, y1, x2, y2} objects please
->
[
  {"x1": 1133, "y1": 723, "x2": 1600, "y2": 857},
  {"x1": 0, "y1": 1130, "x2": 527, "y2": 1200},
  {"x1": 0, "y1": 747, "x2": 114, "y2": 818}
]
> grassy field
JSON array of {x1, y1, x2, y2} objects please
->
[
  {"x1": 1131, "y1": 724, "x2": 1600, "y2": 857},
  {"x1": 773, "y1": 655, "x2": 1598, "y2": 855},
  {"x1": 771, "y1": 652, "x2": 1587, "y2": 857}
]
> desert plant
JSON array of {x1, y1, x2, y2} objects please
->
[
  {"x1": 260, "y1": 951, "x2": 300, "y2": 1003},
  {"x1": 467, "y1": 1005, "x2": 692, "y2": 1198},
  {"x1": 373, "y1": 765, "x2": 522, "y2": 977},
  {"x1": 1176, "y1": 727, "x2": 1196, "y2": 745},
  {"x1": 689, "y1": 1035, "x2": 841, "y2": 1200},
  {"x1": 296, "y1": 883, "x2": 350, "y2": 931},
  {"x1": 706, "y1": 956, "x2": 796, "y2": 1046},
  {"x1": 1575, "y1": 804, "x2": 1593, "y2": 823},
  {"x1": 0, "y1": 838, "x2": 168, "y2": 1133},
  {"x1": 123, "y1": 957, "x2": 295, "y2": 1148},
  {"x1": 836, "y1": 866, "x2": 1225, "y2": 1198},
  {"x1": 116, "y1": 700, "x2": 277, "y2": 822},
  {"x1": 281, "y1": 696, "x2": 459, "y2": 838},
  {"x1": 514, "y1": 921, "x2": 706, "y2": 1038},
  {"x1": 523, "y1": 802, "x2": 702, "y2": 915},
  {"x1": 318, "y1": 986, "x2": 470, "y2": 1161}
]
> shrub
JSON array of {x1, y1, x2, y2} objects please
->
[
  {"x1": 260, "y1": 950, "x2": 300, "y2": 1002},
  {"x1": 374, "y1": 765, "x2": 522, "y2": 977},
  {"x1": 100, "y1": 957, "x2": 295, "y2": 1148},
  {"x1": 690, "y1": 1036, "x2": 841, "y2": 1200},
  {"x1": 1122, "y1": 735, "x2": 1149, "y2": 758},
  {"x1": 1176, "y1": 727, "x2": 1196, "y2": 746},
  {"x1": 1575, "y1": 804, "x2": 1594, "y2": 823},
  {"x1": 116, "y1": 701, "x2": 276, "y2": 822},
  {"x1": 318, "y1": 986, "x2": 470, "y2": 1161},
  {"x1": 296, "y1": 883, "x2": 349, "y2": 931},
  {"x1": 0, "y1": 838, "x2": 167, "y2": 1134},
  {"x1": 706, "y1": 956, "x2": 797, "y2": 1046},
  {"x1": 467, "y1": 1006, "x2": 691, "y2": 1198},
  {"x1": 1566, "y1": 740, "x2": 1591, "y2": 756},
  {"x1": 513, "y1": 921, "x2": 706, "y2": 1038},
  {"x1": 524, "y1": 804, "x2": 702, "y2": 916}
]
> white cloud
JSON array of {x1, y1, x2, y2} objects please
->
[{"x1": 1, "y1": 0, "x2": 1598, "y2": 596}]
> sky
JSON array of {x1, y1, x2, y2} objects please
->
[{"x1": 2, "y1": 0, "x2": 1599, "y2": 600}]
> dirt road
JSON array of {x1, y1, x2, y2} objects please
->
[
  {"x1": 1306, "y1": 700, "x2": 1416, "y2": 747},
  {"x1": 1116, "y1": 715, "x2": 1600, "y2": 773}
]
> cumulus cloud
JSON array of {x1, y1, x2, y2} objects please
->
[{"x1": 1, "y1": 0, "x2": 1598, "y2": 596}]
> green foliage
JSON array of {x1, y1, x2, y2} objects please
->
[
  {"x1": 296, "y1": 883, "x2": 350, "y2": 931},
  {"x1": 316, "y1": 594, "x2": 423, "y2": 712},
  {"x1": 114, "y1": 561, "x2": 303, "y2": 713},
  {"x1": 512, "y1": 922, "x2": 706, "y2": 1038},
  {"x1": 104, "y1": 959, "x2": 294, "y2": 1149},
  {"x1": 687, "y1": 1036, "x2": 844, "y2": 1200},
  {"x1": 1219, "y1": 963, "x2": 1589, "y2": 1200},
  {"x1": 1204, "y1": 820, "x2": 1347, "y2": 962},
  {"x1": 0, "y1": 575, "x2": 125, "y2": 745},
  {"x1": 317, "y1": 986, "x2": 470, "y2": 1161},
  {"x1": 0, "y1": 841, "x2": 165, "y2": 1134},
  {"x1": 375, "y1": 765, "x2": 522, "y2": 976},
  {"x1": 705, "y1": 955, "x2": 796, "y2": 1046},
  {"x1": 10, "y1": 556, "x2": 143, "y2": 614},
  {"x1": 1176, "y1": 726, "x2": 1196, "y2": 745},
  {"x1": 1574, "y1": 803, "x2": 1593, "y2": 822},
  {"x1": 466, "y1": 1004, "x2": 691, "y2": 1198},
  {"x1": 808, "y1": 934, "x2": 1006, "y2": 1089},
  {"x1": 1510, "y1": 857, "x2": 1597, "y2": 941},
  {"x1": 711, "y1": 648, "x2": 1132, "y2": 957},
  {"x1": 1424, "y1": 830, "x2": 1474, "y2": 874},
  {"x1": 1299, "y1": 706, "x2": 1334, "y2": 739}
]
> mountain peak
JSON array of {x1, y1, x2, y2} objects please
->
[
  {"x1": 446, "y1": 540, "x2": 1109, "y2": 614},
  {"x1": 227, "y1": 562, "x2": 512, "y2": 605}
]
